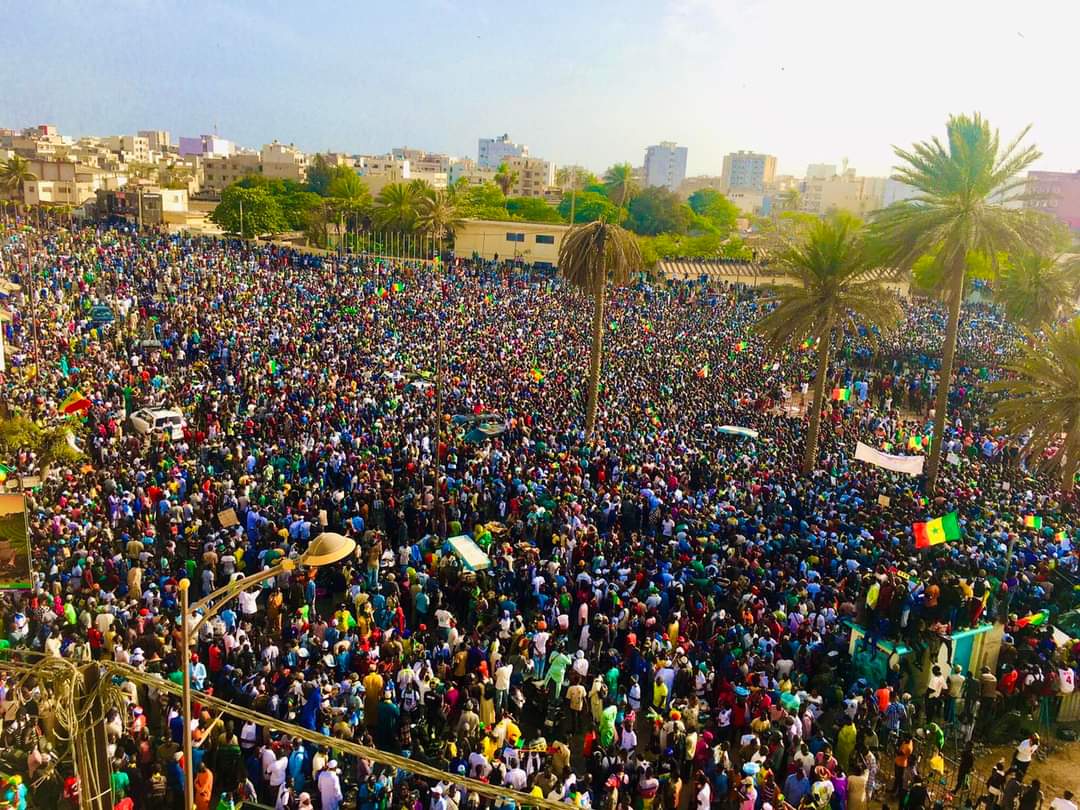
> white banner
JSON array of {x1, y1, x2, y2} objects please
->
[{"x1": 854, "y1": 441, "x2": 925, "y2": 476}]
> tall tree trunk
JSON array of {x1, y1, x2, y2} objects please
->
[
  {"x1": 802, "y1": 319, "x2": 833, "y2": 474},
  {"x1": 1063, "y1": 425, "x2": 1080, "y2": 494},
  {"x1": 925, "y1": 261, "x2": 966, "y2": 492},
  {"x1": 585, "y1": 283, "x2": 606, "y2": 436}
]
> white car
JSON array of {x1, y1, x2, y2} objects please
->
[{"x1": 128, "y1": 408, "x2": 186, "y2": 440}]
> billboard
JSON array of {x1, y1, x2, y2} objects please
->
[{"x1": 0, "y1": 494, "x2": 32, "y2": 590}]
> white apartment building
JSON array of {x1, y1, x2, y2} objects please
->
[
  {"x1": 643, "y1": 141, "x2": 688, "y2": 192},
  {"x1": 502, "y1": 155, "x2": 555, "y2": 198},
  {"x1": 478, "y1": 134, "x2": 528, "y2": 169},
  {"x1": 721, "y1": 151, "x2": 778, "y2": 192}
]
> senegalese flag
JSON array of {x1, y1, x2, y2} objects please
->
[
  {"x1": 1023, "y1": 515, "x2": 1043, "y2": 529},
  {"x1": 267, "y1": 359, "x2": 278, "y2": 375},
  {"x1": 642, "y1": 322, "x2": 653, "y2": 334},
  {"x1": 376, "y1": 286, "x2": 387, "y2": 298},
  {"x1": 831, "y1": 387, "x2": 851, "y2": 401},
  {"x1": 1056, "y1": 530, "x2": 1068, "y2": 542},
  {"x1": 908, "y1": 435, "x2": 928, "y2": 452},
  {"x1": 1015, "y1": 610, "x2": 1049, "y2": 628},
  {"x1": 800, "y1": 337, "x2": 818, "y2": 351},
  {"x1": 484, "y1": 293, "x2": 494, "y2": 305},
  {"x1": 60, "y1": 388, "x2": 92, "y2": 415},
  {"x1": 734, "y1": 341, "x2": 748, "y2": 353},
  {"x1": 914, "y1": 511, "x2": 961, "y2": 549},
  {"x1": 609, "y1": 320, "x2": 618, "y2": 332},
  {"x1": 696, "y1": 363, "x2": 710, "y2": 379},
  {"x1": 392, "y1": 282, "x2": 405, "y2": 293},
  {"x1": 529, "y1": 367, "x2": 544, "y2": 383},
  {"x1": 0, "y1": 464, "x2": 12, "y2": 484}
]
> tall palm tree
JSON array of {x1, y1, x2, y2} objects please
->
[
  {"x1": 870, "y1": 113, "x2": 1052, "y2": 490},
  {"x1": 327, "y1": 172, "x2": 372, "y2": 249},
  {"x1": 494, "y1": 162, "x2": 518, "y2": 197},
  {"x1": 558, "y1": 221, "x2": 643, "y2": 436},
  {"x1": 755, "y1": 216, "x2": 902, "y2": 473},
  {"x1": 991, "y1": 317, "x2": 1080, "y2": 492},
  {"x1": 603, "y1": 163, "x2": 638, "y2": 210},
  {"x1": 994, "y1": 251, "x2": 1080, "y2": 329},
  {"x1": 373, "y1": 182, "x2": 424, "y2": 232},
  {"x1": 779, "y1": 187, "x2": 802, "y2": 213},
  {"x1": 418, "y1": 189, "x2": 464, "y2": 251},
  {"x1": 1, "y1": 156, "x2": 36, "y2": 202}
]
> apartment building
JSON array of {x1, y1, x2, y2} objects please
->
[
  {"x1": 720, "y1": 151, "x2": 777, "y2": 192},
  {"x1": 20, "y1": 160, "x2": 122, "y2": 208},
  {"x1": 200, "y1": 153, "x2": 262, "y2": 192},
  {"x1": 502, "y1": 155, "x2": 555, "y2": 199},
  {"x1": 643, "y1": 141, "x2": 688, "y2": 192},
  {"x1": 478, "y1": 134, "x2": 528, "y2": 169},
  {"x1": 1024, "y1": 170, "x2": 1080, "y2": 231},
  {"x1": 260, "y1": 141, "x2": 308, "y2": 182}
]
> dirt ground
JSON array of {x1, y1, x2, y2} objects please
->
[{"x1": 973, "y1": 741, "x2": 1080, "y2": 803}]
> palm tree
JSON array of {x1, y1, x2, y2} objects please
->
[
  {"x1": 373, "y1": 182, "x2": 424, "y2": 233},
  {"x1": 418, "y1": 189, "x2": 464, "y2": 251},
  {"x1": 494, "y1": 162, "x2": 518, "y2": 197},
  {"x1": 1, "y1": 156, "x2": 36, "y2": 202},
  {"x1": 991, "y1": 317, "x2": 1080, "y2": 492},
  {"x1": 603, "y1": 163, "x2": 638, "y2": 211},
  {"x1": 871, "y1": 113, "x2": 1052, "y2": 490},
  {"x1": 994, "y1": 251, "x2": 1080, "y2": 328},
  {"x1": 327, "y1": 172, "x2": 372, "y2": 250},
  {"x1": 558, "y1": 220, "x2": 643, "y2": 435},
  {"x1": 755, "y1": 216, "x2": 902, "y2": 473},
  {"x1": 779, "y1": 187, "x2": 802, "y2": 213}
]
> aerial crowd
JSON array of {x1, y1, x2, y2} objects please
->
[{"x1": 0, "y1": 222, "x2": 1076, "y2": 810}]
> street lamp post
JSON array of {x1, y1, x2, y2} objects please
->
[{"x1": 177, "y1": 532, "x2": 356, "y2": 810}]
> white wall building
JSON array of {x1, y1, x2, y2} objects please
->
[
  {"x1": 721, "y1": 151, "x2": 777, "y2": 192},
  {"x1": 643, "y1": 141, "x2": 688, "y2": 192},
  {"x1": 478, "y1": 134, "x2": 528, "y2": 169}
]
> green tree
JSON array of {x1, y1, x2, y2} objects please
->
[
  {"x1": 603, "y1": 163, "x2": 638, "y2": 210},
  {"x1": 0, "y1": 414, "x2": 83, "y2": 475},
  {"x1": 326, "y1": 171, "x2": 372, "y2": 248},
  {"x1": 991, "y1": 317, "x2": 1080, "y2": 492},
  {"x1": 558, "y1": 221, "x2": 644, "y2": 435},
  {"x1": 278, "y1": 190, "x2": 324, "y2": 232},
  {"x1": 688, "y1": 188, "x2": 740, "y2": 234},
  {"x1": 307, "y1": 154, "x2": 334, "y2": 196},
  {"x1": 159, "y1": 164, "x2": 193, "y2": 190},
  {"x1": 455, "y1": 182, "x2": 510, "y2": 221},
  {"x1": 373, "y1": 182, "x2": 425, "y2": 232},
  {"x1": 418, "y1": 189, "x2": 464, "y2": 248},
  {"x1": 626, "y1": 187, "x2": 691, "y2": 236},
  {"x1": 755, "y1": 216, "x2": 902, "y2": 473},
  {"x1": 871, "y1": 113, "x2": 1051, "y2": 490},
  {"x1": 506, "y1": 197, "x2": 564, "y2": 223},
  {"x1": 556, "y1": 166, "x2": 599, "y2": 191},
  {"x1": 994, "y1": 251, "x2": 1080, "y2": 328},
  {"x1": 494, "y1": 162, "x2": 519, "y2": 197},
  {"x1": 558, "y1": 191, "x2": 617, "y2": 224},
  {"x1": 209, "y1": 186, "x2": 286, "y2": 238},
  {"x1": 1, "y1": 156, "x2": 36, "y2": 200}
]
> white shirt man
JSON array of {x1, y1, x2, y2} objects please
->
[{"x1": 318, "y1": 763, "x2": 343, "y2": 810}]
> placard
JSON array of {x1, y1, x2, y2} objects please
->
[
  {"x1": 0, "y1": 494, "x2": 33, "y2": 590},
  {"x1": 218, "y1": 508, "x2": 239, "y2": 528},
  {"x1": 319, "y1": 509, "x2": 328, "y2": 527},
  {"x1": 878, "y1": 494, "x2": 891, "y2": 508}
]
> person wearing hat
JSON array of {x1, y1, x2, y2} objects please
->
[{"x1": 317, "y1": 759, "x2": 342, "y2": 810}]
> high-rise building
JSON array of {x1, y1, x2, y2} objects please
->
[
  {"x1": 720, "y1": 151, "x2": 777, "y2": 192},
  {"x1": 478, "y1": 134, "x2": 527, "y2": 169},
  {"x1": 643, "y1": 141, "x2": 688, "y2": 192},
  {"x1": 1024, "y1": 170, "x2": 1080, "y2": 231},
  {"x1": 806, "y1": 163, "x2": 837, "y2": 180},
  {"x1": 138, "y1": 130, "x2": 172, "y2": 152}
]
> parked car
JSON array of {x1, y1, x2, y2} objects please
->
[{"x1": 127, "y1": 408, "x2": 185, "y2": 440}]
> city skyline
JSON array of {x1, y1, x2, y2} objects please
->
[{"x1": 6, "y1": 0, "x2": 1080, "y2": 178}]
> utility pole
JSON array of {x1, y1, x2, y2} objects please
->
[{"x1": 239, "y1": 198, "x2": 244, "y2": 239}]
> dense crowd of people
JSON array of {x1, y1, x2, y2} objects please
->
[{"x1": 0, "y1": 221, "x2": 1076, "y2": 810}]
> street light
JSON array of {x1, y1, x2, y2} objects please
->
[{"x1": 177, "y1": 532, "x2": 356, "y2": 810}]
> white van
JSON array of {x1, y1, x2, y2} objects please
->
[{"x1": 128, "y1": 408, "x2": 186, "y2": 441}]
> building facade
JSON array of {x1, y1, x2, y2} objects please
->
[
  {"x1": 643, "y1": 142, "x2": 688, "y2": 192},
  {"x1": 260, "y1": 142, "x2": 308, "y2": 182},
  {"x1": 721, "y1": 151, "x2": 777, "y2": 192},
  {"x1": 478, "y1": 134, "x2": 528, "y2": 169},
  {"x1": 454, "y1": 219, "x2": 569, "y2": 268},
  {"x1": 20, "y1": 160, "x2": 121, "y2": 207},
  {"x1": 200, "y1": 154, "x2": 261, "y2": 192},
  {"x1": 179, "y1": 135, "x2": 235, "y2": 158},
  {"x1": 502, "y1": 156, "x2": 555, "y2": 198},
  {"x1": 1024, "y1": 170, "x2": 1080, "y2": 231}
]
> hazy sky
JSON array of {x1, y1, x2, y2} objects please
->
[{"x1": 6, "y1": 0, "x2": 1078, "y2": 178}]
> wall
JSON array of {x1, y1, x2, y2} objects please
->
[{"x1": 454, "y1": 219, "x2": 568, "y2": 267}]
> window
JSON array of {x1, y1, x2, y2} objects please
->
[
  {"x1": 535, "y1": 234, "x2": 554, "y2": 244},
  {"x1": 506, "y1": 232, "x2": 525, "y2": 242}
]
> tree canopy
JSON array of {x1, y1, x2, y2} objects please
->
[
  {"x1": 209, "y1": 185, "x2": 287, "y2": 238},
  {"x1": 626, "y1": 187, "x2": 690, "y2": 236}
]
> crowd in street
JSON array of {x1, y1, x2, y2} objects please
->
[{"x1": 0, "y1": 222, "x2": 1077, "y2": 810}]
